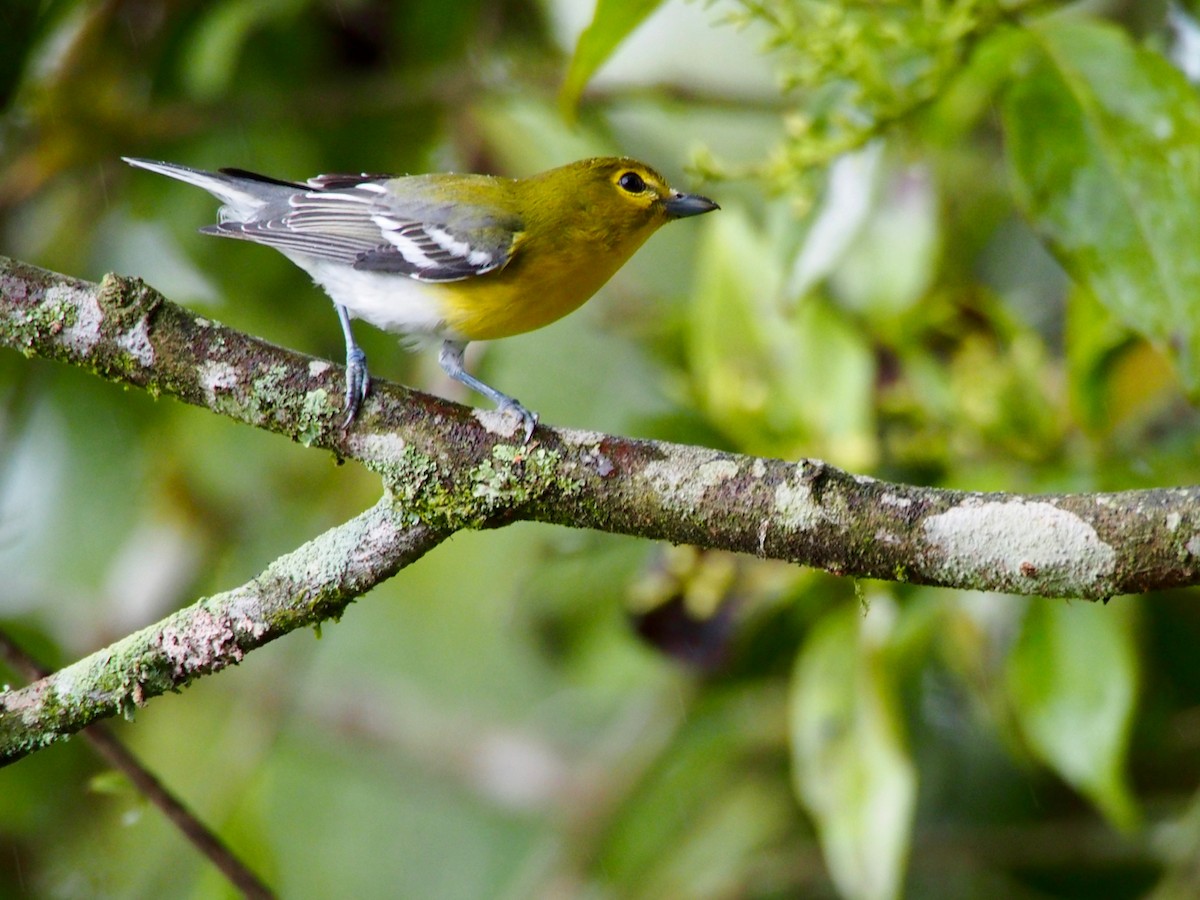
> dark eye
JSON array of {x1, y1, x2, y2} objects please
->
[{"x1": 618, "y1": 171, "x2": 646, "y2": 194}]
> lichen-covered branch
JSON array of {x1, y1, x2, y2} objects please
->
[
  {"x1": 3, "y1": 254, "x2": 1200, "y2": 759},
  {"x1": 1, "y1": 495, "x2": 446, "y2": 764}
]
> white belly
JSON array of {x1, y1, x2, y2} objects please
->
[{"x1": 286, "y1": 254, "x2": 459, "y2": 339}]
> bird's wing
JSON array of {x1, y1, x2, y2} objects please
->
[{"x1": 201, "y1": 173, "x2": 522, "y2": 283}]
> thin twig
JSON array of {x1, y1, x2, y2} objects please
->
[{"x1": 0, "y1": 628, "x2": 275, "y2": 899}]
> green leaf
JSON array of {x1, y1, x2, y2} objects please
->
[
  {"x1": 790, "y1": 609, "x2": 915, "y2": 900},
  {"x1": 687, "y1": 207, "x2": 877, "y2": 464},
  {"x1": 559, "y1": 0, "x2": 665, "y2": 115},
  {"x1": 1004, "y1": 19, "x2": 1200, "y2": 392},
  {"x1": 1064, "y1": 284, "x2": 1135, "y2": 431},
  {"x1": 1007, "y1": 598, "x2": 1140, "y2": 830},
  {"x1": 1064, "y1": 283, "x2": 1179, "y2": 434}
]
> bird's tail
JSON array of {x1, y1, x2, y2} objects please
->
[{"x1": 122, "y1": 157, "x2": 297, "y2": 223}]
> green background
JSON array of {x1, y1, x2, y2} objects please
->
[{"x1": 3, "y1": 1, "x2": 1200, "y2": 897}]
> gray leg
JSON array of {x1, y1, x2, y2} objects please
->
[
  {"x1": 336, "y1": 304, "x2": 369, "y2": 426},
  {"x1": 438, "y1": 339, "x2": 537, "y2": 442}
]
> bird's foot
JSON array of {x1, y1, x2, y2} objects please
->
[
  {"x1": 497, "y1": 397, "x2": 538, "y2": 444},
  {"x1": 343, "y1": 346, "x2": 371, "y2": 428},
  {"x1": 437, "y1": 339, "x2": 537, "y2": 443}
]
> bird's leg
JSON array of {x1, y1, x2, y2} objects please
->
[
  {"x1": 438, "y1": 339, "x2": 537, "y2": 443},
  {"x1": 336, "y1": 303, "x2": 370, "y2": 427}
]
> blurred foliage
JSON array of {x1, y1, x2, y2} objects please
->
[
  {"x1": 4, "y1": 0, "x2": 1200, "y2": 898},
  {"x1": 698, "y1": 0, "x2": 1066, "y2": 203}
]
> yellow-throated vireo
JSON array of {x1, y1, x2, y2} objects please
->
[{"x1": 124, "y1": 156, "x2": 718, "y2": 441}]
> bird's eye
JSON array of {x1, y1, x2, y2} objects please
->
[{"x1": 618, "y1": 171, "x2": 647, "y2": 194}]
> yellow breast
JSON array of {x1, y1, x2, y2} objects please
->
[{"x1": 436, "y1": 221, "x2": 658, "y2": 342}]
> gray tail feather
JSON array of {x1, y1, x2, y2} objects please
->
[{"x1": 122, "y1": 157, "x2": 292, "y2": 221}]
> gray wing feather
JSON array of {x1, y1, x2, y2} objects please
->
[{"x1": 204, "y1": 174, "x2": 521, "y2": 283}]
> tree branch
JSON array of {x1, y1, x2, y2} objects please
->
[{"x1": 3, "y1": 254, "x2": 1200, "y2": 759}]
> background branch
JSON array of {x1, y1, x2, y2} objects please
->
[
  {"x1": 1, "y1": 492, "x2": 444, "y2": 764},
  {"x1": 0, "y1": 630, "x2": 274, "y2": 897}
]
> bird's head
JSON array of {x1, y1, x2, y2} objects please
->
[{"x1": 523, "y1": 157, "x2": 719, "y2": 247}]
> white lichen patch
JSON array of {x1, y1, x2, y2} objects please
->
[
  {"x1": 156, "y1": 608, "x2": 242, "y2": 677},
  {"x1": 751, "y1": 458, "x2": 767, "y2": 479},
  {"x1": 52, "y1": 283, "x2": 103, "y2": 354},
  {"x1": 117, "y1": 318, "x2": 155, "y2": 367},
  {"x1": 579, "y1": 444, "x2": 614, "y2": 477},
  {"x1": 643, "y1": 451, "x2": 739, "y2": 510},
  {"x1": 562, "y1": 429, "x2": 608, "y2": 449},
  {"x1": 1167, "y1": 512, "x2": 1182, "y2": 532},
  {"x1": 473, "y1": 407, "x2": 526, "y2": 439},
  {"x1": 773, "y1": 465, "x2": 832, "y2": 532},
  {"x1": 236, "y1": 616, "x2": 269, "y2": 641},
  {"x1": 199, "y1": 360, "x2": 241, "y2": 404},
  {"x1": 923, "y1": 500, "x2": 1116, "y2": 594},
  {"x1": 881, "y1": 493, "x2": 913, "y2": 509},
  {"x1": 308, "y1": 359, "x2": 332, "y2": 378},
  {"x1": 348, "y1": 431, "x2": 409, "y2": 462},
  {"x1": 1187, "y1": 534, "x2": 1200, "y2": 558},
  {"x1": 699, "y1": 459, "x2": 740, "y2": 485}
]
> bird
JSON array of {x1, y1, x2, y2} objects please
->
[{"x1": 123, "y1": 156, "x2": 719, "y2": 441}]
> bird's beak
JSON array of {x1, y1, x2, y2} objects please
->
[{"x1": 663, "y1": 191, "x2": 720, "y2": 218}]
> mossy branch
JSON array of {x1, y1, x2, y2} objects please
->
[
  {"x1": 3, "y1": 254, "x2": 1200, "y2": 761},
  {"x1": 0, "y1": 495, "x2": 445, "y2": 765}
]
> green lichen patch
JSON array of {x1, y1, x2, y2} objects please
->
[
  {"x1": 96, "y1": 273, "x2": 162, "y2": 328},
  {"x1": 471, "y1": 444, "x2": 581, "y2": 511},
  {"x1": 368, "y1": 441, "x2": 581, "y2": 531},
  {"x1": 3, "y1": 295, "x2": 78, "y2": 354},
  {"x1": 297, "y1": 388, "x2": 334, "y2": 446}
]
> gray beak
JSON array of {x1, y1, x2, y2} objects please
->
[{"x1": 663, "y1": 192, "x2": 720, "y2": 218}]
